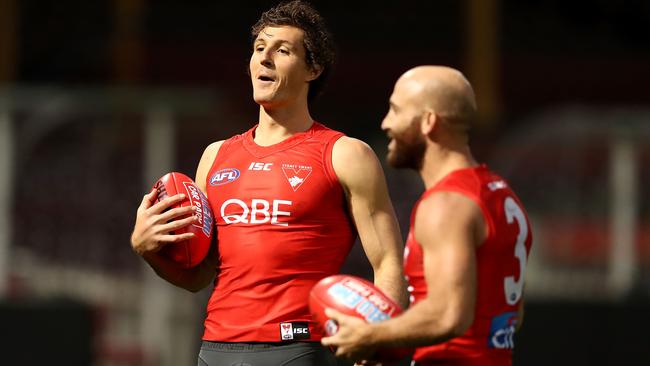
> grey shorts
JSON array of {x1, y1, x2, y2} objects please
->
[{"x1": 198, "y1": 341, "x2": 338, "y2": 366}]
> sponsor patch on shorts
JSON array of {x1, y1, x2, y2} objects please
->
[{"x1": 279, "y1": 322, "x2": 310, "y2": 341}]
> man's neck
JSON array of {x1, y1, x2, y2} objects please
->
[
  {"x1": 254, "y1": 104, "x2": 314, "y2": 146},
  {"x1": 419, "y1": 145, "x2": 477, "y2": 190}
]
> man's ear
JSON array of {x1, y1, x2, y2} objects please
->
[
  {"x1": 307, "y1": 64, "x2": 323, "y2": 81},
  {"x1": 421, "y1": 109, "x2": 437, "y2": 135}
]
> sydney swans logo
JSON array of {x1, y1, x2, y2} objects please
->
[{"x1": 281, "y1": 163, "x2": 312, "y2": 191}]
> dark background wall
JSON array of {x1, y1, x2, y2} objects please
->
[
  {"x1": 1, "y1": 1, "x2": 649, "y2": 365},
  {"x1": 13, "y1": 0, "x2": 650, "y2": 133}
]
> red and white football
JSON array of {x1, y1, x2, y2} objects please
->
[
  {"x1": 152, "y1": 172, "x2": 214, "y2": 268},
  {"x1": 309, "y1": 274, "x2": 413, "y2": 362}
]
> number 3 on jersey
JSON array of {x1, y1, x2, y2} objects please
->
[{"x1": 503, "y1": 197, "x2": 528, "y2": 305}]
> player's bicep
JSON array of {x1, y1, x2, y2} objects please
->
[
  {"x1": 415, "y1": 192, "x2": 481, "y2": 332},
  {"x1": 332, "y1": 137, "x2": 406, "y2": 304},
  {"x1": 195, "y1": 141, "x2": 224, "y2": 194},
  {"x1": 332, "y1": 137, "x2": 401, "y2": 261},
  {"x1": 332, "y1": 137, "x2": 384, "y2": 200}
]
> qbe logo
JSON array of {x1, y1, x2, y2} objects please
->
[
  {"x1": 220, "y1": 198, "x2": 292, "y2": 226},
  {"x1": 209, "y1": 168, "x2": 240, "y2": 186}
]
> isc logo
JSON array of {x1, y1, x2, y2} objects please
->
[
  {"x1": 210, "y1": 168, "x2": 240, "y2": 186},
  {"x1": 248, "y1": 162, "x2": 273, "y2": 171}
]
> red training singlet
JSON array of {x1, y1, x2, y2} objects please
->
[
  {"x1": 404, "y1": 165, "x2": 532, "y2": 366},
  {"x1": 204, "y1": 122, "x2": 356, "y2": 342}
]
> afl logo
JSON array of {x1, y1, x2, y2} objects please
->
[{"x1": 210, "y1": 168, "x2": 240, "y2": 186}]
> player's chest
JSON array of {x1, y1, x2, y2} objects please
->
[{"x1": 206, "y1": 153, "x2": 335, "y2": 226}]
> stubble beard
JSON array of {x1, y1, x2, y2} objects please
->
[{"x1": 387, "y1": 135, "x2": 426, "y2": 171}]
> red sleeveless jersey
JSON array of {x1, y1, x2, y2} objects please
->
[
  {"x1": 203, "y1": 122, "x2": 356, "y2": 342},
  {"x1": 404, "y1": 165, "x2": 532, "y2": 365}
]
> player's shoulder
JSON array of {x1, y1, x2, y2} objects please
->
[
  {"x1": 413, "y1": 190, "x2": 486, "y2": 247},
  {"x1": 201, "y1": 140, "x2": 225, "y2": 161},
  {"x1": 331, "y1": 136, "x2": 384, "y2": 190},
  {"x1": 420, "y1": 190, "x2": 477, "y2": 211},
  {"x1": 332, "y1": 136, "x2": 381, "y2": 175},
  {"x1": 417, "y1": 190, "x2": 482, "y2": 228},
  {"x1": 195, "y1": 140, "x2": 226, "y2": 192},
  {"x1": 332, "y1": 136, "x2": 376, "y2": 161},
  {"x1": 196, "y1": 140, "x2": 226, "y2": 175}
]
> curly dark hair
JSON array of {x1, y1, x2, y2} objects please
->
[{"x1": 251, "y1": 0, "x2": 336, "y2": 102}]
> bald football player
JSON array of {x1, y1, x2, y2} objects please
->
[{"x1": 322, "y1": 66, "x2": 533, "y2": 366}]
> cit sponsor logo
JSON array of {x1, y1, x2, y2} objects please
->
[
  {"x1": 183, "y1": 182, "x2": 213, "y2": 237},
  {"x1": 280, "y1": 322, "x2": 310, "y2": 341},
  {"x1": 488, "y1": 312, "x2": 518, "y2": 349},
  {"x1": 220, "y1": 198, "x2": 292, "y2": 226},
  {"x1": 210, "y1": 168, "x2": 240, "y2": 186},
  {"x1": 281, "y1": 163, "x2": 312, "y2": 191},
  {"x1": 248, "y1": 162, "x2": 273, "y2": 171}
]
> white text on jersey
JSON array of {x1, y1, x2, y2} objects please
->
[
  {"x1": 248, "y1": 162, "x2": 273, "y2": 171},
  {"x1": 221, "y1": 198, "x2": 291, "y2": 226}
]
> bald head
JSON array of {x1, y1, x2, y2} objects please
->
[{"x1": 396, "y1": 65, "x2": 477, "y2": 133}]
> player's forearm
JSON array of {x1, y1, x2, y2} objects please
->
[
  {"x1": 368, "y1": 299, "x2": 470, "y2": 348},
  {"x1": 143, "y1": 252, "x2": 215, "y2": 292},
  {"x1": 368, "y1": 211, "x2": 408, "y2": 308},
  {"x1": 372, "y1": 259, "x2": 408, "y2": 309}
]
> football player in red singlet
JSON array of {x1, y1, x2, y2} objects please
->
[
  {"x1": 322, "y1": 65, "x2": 533, "y2": 366},
  {"x1": 130, "y1": 2, "x2": 406, "y2": 366}
]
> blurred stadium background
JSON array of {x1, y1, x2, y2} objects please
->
[{"x1": 0, "y1": 0, "x2": 649, "y2": 365}]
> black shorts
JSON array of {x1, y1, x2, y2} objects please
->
[{"x1": 198, "y1": 341, "x2": 338, "y2": 366}]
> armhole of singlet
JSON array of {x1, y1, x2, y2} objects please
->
[
  {"x1": 422, "y1": 187, "x2": 496, "y2": 246},
  {"x1": 323, "y1": 132, "x2": 345, "y2": 189},
  {"x1": 466, "y1": 189, "x2": 495, "y2": 245},
  {"x1": 409, "y1": 196, "x2": 425, "y2": 237},
  {"x1": 205, "y1": 137, "x2": 235, "y2": 188}
]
